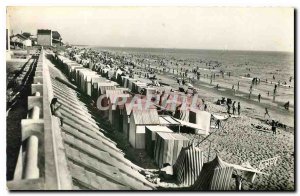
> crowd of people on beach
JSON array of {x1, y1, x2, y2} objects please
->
[{"x1": 60, "y1": 46, "x2": 291, "y2": 135}]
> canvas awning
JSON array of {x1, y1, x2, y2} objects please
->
[
  {"x1": 175, "y1": 119, "x2": 208, "y2": 135},
  {"x1": 212, "y1": 114, "x2": 230, "y2": 121},
  {"x1": 159, "y1": 115, "x2": 181, "y2": 126}
]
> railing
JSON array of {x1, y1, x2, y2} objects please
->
[
  {"x1": 12, "y1": 50, "x2": 44, "y2": 181},
  {"x1": 7, "y1": 48, "x2": 74, "y2": 190}
]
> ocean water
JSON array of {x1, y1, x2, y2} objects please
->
[{"x1": 90, "y1": 46, "x2": 294, "y2": 83}]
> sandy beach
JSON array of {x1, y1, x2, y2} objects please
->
[{"x1": 101, "y1": 47, "x2": 295, "y2": 190}]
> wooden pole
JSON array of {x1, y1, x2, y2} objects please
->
[{"x1": 207, "y1": 140, "x2": 212, "y2": 162}]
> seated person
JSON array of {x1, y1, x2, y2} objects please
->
[{"x1": 50, "y1": 97, "x2": 63, "y2": 126}]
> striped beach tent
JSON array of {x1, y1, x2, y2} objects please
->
[
  {"x1": 173, "y1": 145, "x2": 204, "y2": 186},
  {"x1": 154, "y1": 132, "x2": 190, "y2": 168},
  {"x1": 192, "y1": 155, "x2": 234, "y2": 190}
]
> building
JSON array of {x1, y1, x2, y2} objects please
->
[
  {"x1": 52, "y1": 31, "x2": 63, "y2": 46},
  {"x1": 10, "y1": 34, "x2": 32, "y2": 48},
  {"x1": 37, "y1": 29, "x2": 52, "y2": 46}
]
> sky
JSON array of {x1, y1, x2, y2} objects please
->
[{"x1": 7, "y1": 6, "x2": 294, "y2": 52}]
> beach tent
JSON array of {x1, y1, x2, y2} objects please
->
[
  {"x1": 154, "y1": 132, "x2": 190, "y2": 168},
  {"x1": 173, "y1": 145, "x2": 204, "y2": 186},
  {"x1": 192, "y1": 155, "x2": 234, "y2": 190},
  {"x1": 145, "y1": 126, "x2": 173, "y2": 158},
  {"x1": 129, "y1": 108, "x2": 160, "y2": 149}
]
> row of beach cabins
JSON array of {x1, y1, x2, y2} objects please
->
[{"x1": 51, "y1": 48, "x2": 266, "y2": 190}]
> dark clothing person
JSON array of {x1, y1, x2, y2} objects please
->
[
  {"x1": 264, "y1": 108, "x2": 270, "y2": 118},
  {"x1": 216, "y1": 119, "x2": 221, "y2": 129},
  {"x1": 258, "y1": 94, "x2": 261, "y2": 102},
  {"x1": 284, "y1": 101, "x2": 290, "y2": 110},
  {"x1": 227, "y1": 104, "x2": 231, "y2": 114},
  {"x1": 237, "y1": 102, "x2": 241, "y2": 115},
  {"x1": 271, "y1": 120, "x2": 277, "y2": 135},
  {"x1": 204, "y1": 104, "x2": 208, "y2": 111},
  {"x1": 232, "y1": 102, "x2": 236, "y2": 115},
  {"x1": 50, "y1": 98, "x2": 63, "y2": 126}
]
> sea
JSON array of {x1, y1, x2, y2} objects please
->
[{"x1": 86, "y1": 46, "x2": 294, "y2": 83}]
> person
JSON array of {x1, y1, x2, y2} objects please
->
[
  {"x1": 232, "y1": 101, "x2": 236, "y2": 115},
  {"x1": 216, "y1": 119, "x2": 221, "y2": 129},
  {"x1": 50, "y1": 97, "x2": 63, "y2": 126},
  {"x1": 284, "y1": 101, "x2": 290, "y2": 110},
  {"x1": 237, "y1": 102, "x2": 241, "y2": 115},
  {"x1": 264, "y1": 107, "x2": 270, "y2": 118},
  {"x1": 227, "y1": 103, "x2": 231, "y2": 114},
  {"x1": 237, "y1": 81, "x2": 240, "y2": 90},
  {"x1": 204, "y1": 104, "x2": 208, "y2": 111},
  {"x1": 258, "y1": 93, "x2": 261, "y2": 103},
  {"x1": 271, "y1": 120, "x2": 277, "y2": 135}
]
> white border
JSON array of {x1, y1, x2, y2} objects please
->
[{"x1": 1, "y1": 1, "x2": 298, "y2": 196}]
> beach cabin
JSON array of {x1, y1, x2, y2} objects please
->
[
  {"x1": 132, "y1": 81, "x2": 148, "y2": 94},
  {"x1": 127, "y1": 78, "x2": 137, "y2": 92},
  {"x1": 188, "y1": 108, "x2": 211, "y2": 135},
  {"x1": 98, "y1": 83, "x2": 117, "y2": 96},
  {"x1": 82, "y1": 71, "x2": 98, "y2": 95},
  {"x1": 106, "y1": 89, "x2": 130, "y2": 131},
  {"x1": 129, "y1": 108, "x2": 160, "y2": 149},
  {"x1": 91, "y1": 76, "x2": 109, "y2": 101},
  {"x1": 154, "y1": 132, "x2": 190, "y2": 168},
  {"x1": 145, "y1": 126, "x2": 173, "y2": 158}
]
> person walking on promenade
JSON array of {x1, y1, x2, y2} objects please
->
[
  {"x1": 258, "y1": 93, "x2": 261, "y2": 103},
  {"x1": 237, "y1": 102, "x2": 241, "y2": 115},
  {"x1": 264, "y1": 107, "x2": 270, "y2": 118}
]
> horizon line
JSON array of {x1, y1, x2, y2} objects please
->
[{"x1": 69, "y1": 44, "x2": 294, "y2": 53}]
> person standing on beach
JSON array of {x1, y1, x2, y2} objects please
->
[
  {"x1": 258, "y1": 93, "x2": 261, "y2": 103},
  {"x1": 264, "y1": 107, "x2": 270, "y2": 118},
  {"x1": 249, "y1": 85, "x2": 253, "y2": 99},
  {"x1": 227, "y1": 103, "x2": 231, "y2": 114},
  {"x1": 232, "y1": 101, "x2": 236, "y2": 115},
  {"x1": 204, "y1": 104, "x2": 208, "y2": 111},
  {"x1": 237, "y1": 102, "x2": 241, "y2": 115},
  {"x1": 237, "y1": 81, "x2": 240, "y2": 90},
  {"x1": 271, "y1": 120, "x2": 277, "y2": 135}
]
